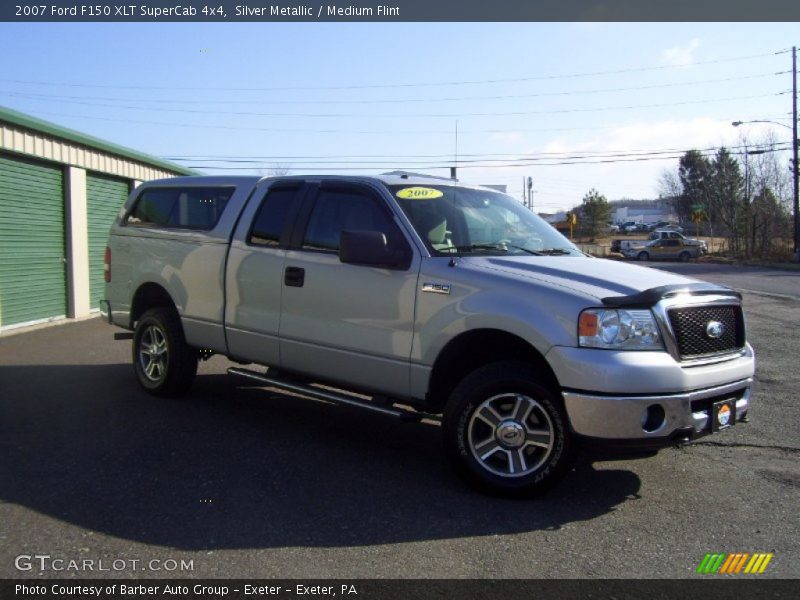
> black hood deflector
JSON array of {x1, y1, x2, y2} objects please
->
[{"x1": 602, "y1": 283, "x2": 740, "y2": 308}]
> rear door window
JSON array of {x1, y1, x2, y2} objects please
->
[{"x1": 248, "y1": 187, "x2": 301, "y2": 247}]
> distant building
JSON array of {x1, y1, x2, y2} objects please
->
[
  {"x1": 542, "y1": 211, "x2": 568, "y2": 224},
  {"x1": 612, "y1": 202, "x2": 676, "y2": 225}
]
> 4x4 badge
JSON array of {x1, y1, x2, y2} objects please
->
[{"x1": 706, "y1": 321, "x2": 725, "y2": 339}]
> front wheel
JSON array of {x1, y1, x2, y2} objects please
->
[
  {"x1": 442, "y1": 362, "x2": 573, "y2": 497},
  {"x1": 133, "y1": 307, "x2": 198, "y2": 397},
  {"x1": 678, "y1": 251, "x2": 691, "y2": 262},
  {"x1": 637, "y1": 251, "x2": 649, "y2": 261}
]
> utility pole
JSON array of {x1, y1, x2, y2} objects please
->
[
  {"x1": 744, "y1": 141, "x2": 750, "y2": 257},
  {"x1": 451, "y1": 120, "x2": 458, "y2": 181},
  {"x1": 793, "y1": 46, "x2": 799, "y2": 261},
  {"x1": 521, "y1": 176, "x2": 527, "y2": 206},
  {"x1": 527, "y1": 177, "x2": 533, "y2": 211}
]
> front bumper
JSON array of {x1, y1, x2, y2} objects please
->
[
  {"x1": 562, "y1": 378, "x2": 751, "y2": 444},
  {"x1": 546, "y1": 343, "x2": 755, "y2": 396}
]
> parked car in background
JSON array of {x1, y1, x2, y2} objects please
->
[
  {"x1": 622, "y1": 237, "x2": 704, "y2": 261},
  {"x1": 622, "y1": 223, "x2": 648, "y2": 234},
  {"x1": 649, "y1": 229, "x2": 707, "y2": 253}
]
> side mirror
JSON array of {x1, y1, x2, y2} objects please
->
[{"x1": 339, "y1": 230, "x2": 409, "y2": 269}]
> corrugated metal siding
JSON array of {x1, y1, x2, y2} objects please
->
[
  {"x1": 0, "y1": 123, "x2": 184, "y2": 181},
  {"x1": 87, "y1": 174, "x2": 129, "y2": 308},
  {"x1": 0, "y1": 153, "x2": 66, "y2": 328}
]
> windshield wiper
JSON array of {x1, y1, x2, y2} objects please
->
[
  {"x1": 450, "y1": 243, "x2": 543, "y2": 255},
  {"x1": 536, "y1": 248, "x2": 573, "y2": 255}
]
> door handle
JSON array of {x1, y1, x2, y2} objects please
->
[{"x1": 284, "y1": 266, "x2": 305, "y2": 287}]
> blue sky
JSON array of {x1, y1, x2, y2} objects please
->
[{"x1": 0, "y1": 22, "x2": 797, "y2": 211}]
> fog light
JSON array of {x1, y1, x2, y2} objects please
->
[{"x1": 641, "y1": 404, "x2": 666, "y2": 433}]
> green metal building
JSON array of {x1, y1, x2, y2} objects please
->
[{"x1": 0, "y1": 106, "x2": 192, "y2": 333}]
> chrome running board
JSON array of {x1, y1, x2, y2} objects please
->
[{"x1": 227, "y1": 367, "x2": 434, "y2": 422}]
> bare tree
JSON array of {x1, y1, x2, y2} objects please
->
[
  {"x1": 658, "y1": 169, "x2": 681, "y2": 199},
  {"x1": 260, "y1": 163, "x2": 292, "y2": 177},
  {"x1": 742, "y1": 132, "x2": 793, "y2": 256}
]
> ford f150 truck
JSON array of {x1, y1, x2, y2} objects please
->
[{"x1": 101, "y1": 174, "x2": 754, "y2": 496}]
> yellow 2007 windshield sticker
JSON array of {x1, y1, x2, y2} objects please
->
[{"x1": 396, "y1": 187, "x2": 443, "y2": 200}]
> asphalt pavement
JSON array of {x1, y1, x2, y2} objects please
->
[{"x1": 0, "y1": 262, "x2": 798, "y2": 579}]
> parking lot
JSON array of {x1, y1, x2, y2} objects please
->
[{"x1": 1, "y1": 263, "x2": 798, "y2": 579}]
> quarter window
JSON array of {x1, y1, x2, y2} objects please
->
[{"x1": 126, "y1": 187, "x2": 232, "y2": 230}]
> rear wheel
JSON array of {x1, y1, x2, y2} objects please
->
[
  {"x1": 637, "y1": 251, "x2": 649, "y2": 261},
  {"x1": 442, "y1": 361, "x2": 573, "y2": 497},
  {"x1": 133, "y1": 307, "x2": 198, "y2": 397}
]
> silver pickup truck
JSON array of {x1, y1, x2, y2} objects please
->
[{"x1": 101, "y1": 174, "x2": 754, "y2": 496}]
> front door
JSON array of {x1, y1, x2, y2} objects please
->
[{"x1": 279, "y1": 182, "x2": 420, "y2": 398}]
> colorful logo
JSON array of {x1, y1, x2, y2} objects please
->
[
  {"x1": 717, "y1": 404, "x2": 731, "y2": 427},
  {"x1": 697, "y1": 552, "x2": 773, "y2": 574}
]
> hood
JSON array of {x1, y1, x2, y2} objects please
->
[{"x1": 469, "y1": 256, "x2": 700, "y2": 302}]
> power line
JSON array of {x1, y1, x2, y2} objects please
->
[
  {"x1": 0, "y1": 50, "x2": 782, "y2": 92},
  {"x1": 166, "y1": 141, "x2": 792, "y2": 166},
  {"x1": 0, "y1": 72, "x2": 779, "y2": 107},
  {"x1": 183, "y1": 145, "x2": 791, "y2": 172},
  {"x1": 19, "y1": 109, "x2": 793, "y2": 137},
  {"x1": 0, "y1": 91, "x2": 781, "y2": 118}
]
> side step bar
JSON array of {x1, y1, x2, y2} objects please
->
[{"x1": 227, "y1": 367, "x2": 434, "y2": 422}]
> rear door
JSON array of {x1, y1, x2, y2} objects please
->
[
  {"x1": 224, "y1": 181, "x2": 307, "y2": 365},
  {"x1": 278, "y1": 181, "x2": 420, "y2": 397}
]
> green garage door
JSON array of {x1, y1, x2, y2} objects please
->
[
  {"x1": 0, "y1": 153, "x2": 66, "y2": 329},
  {"x1": 87, "y1": 174, "x2": 129, "y2": 309}
]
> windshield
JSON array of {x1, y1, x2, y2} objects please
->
[{"x1": 388, "y1": 184, "x2": 581, "y2": 257}]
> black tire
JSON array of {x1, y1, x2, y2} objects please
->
[
  {"x1": 678, "y1": 251, "x2": 691, "y2": 262},
  {"x1": 637, "y1": 251, "x2": 649, "y2": 261},
  {"x1": 442, "y1": 361, "x2": 573, "y2": 497},
  {"x1": 132, "y1": 307, "x2": 198, "y2": 397}
]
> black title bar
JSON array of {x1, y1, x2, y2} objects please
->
[
  {"x1": 4, "y1": 0, "x2": 800, "y2": 22},
  {"x1": 4, "y1": 579, "x2": 799, "y2": 600}
]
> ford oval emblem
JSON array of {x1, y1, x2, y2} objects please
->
[{"x1": 706, "y1": 321, "x2": 725, "y2": 339}]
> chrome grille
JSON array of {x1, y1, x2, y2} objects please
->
[{"x1": 668, "y1": 305, "x2": 744, "y2": 360}]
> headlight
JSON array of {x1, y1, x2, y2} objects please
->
[{"x1": 578, "y1": 308, "x2": 663, "y2": 350}]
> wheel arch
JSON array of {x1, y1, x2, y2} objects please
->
[
  {"x1": 130, "y1": 282, "x2": 177, "y2": 328},
  {"x1": 426, "y1": 328, "x2": 560, "y2": 412}
]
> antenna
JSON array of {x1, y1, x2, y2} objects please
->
[{"x1": 452, "y1": 119, "x2": 458, "y2": 180}]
